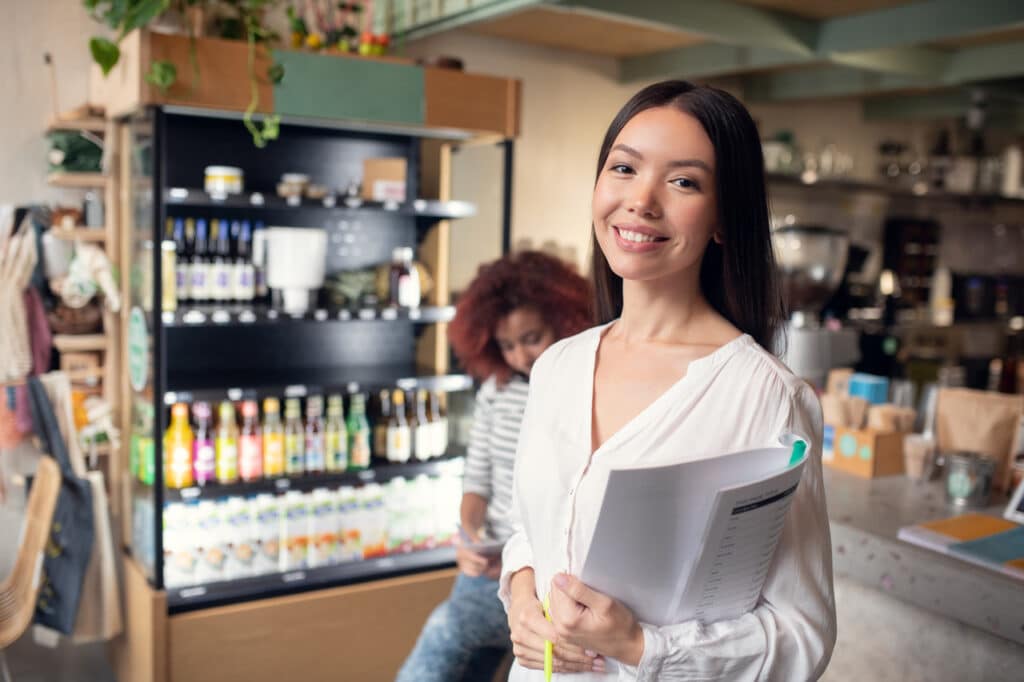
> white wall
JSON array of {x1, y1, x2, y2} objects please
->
[{"x1": 0, "y1": 0, "x2": 99, "y2": 204}]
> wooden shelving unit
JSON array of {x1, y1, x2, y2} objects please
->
[
  {"x1": 47, "y1": 110, "x2": 122, "y2": 510},
  {"x1": 46, "y1": 171, "x2": 110, "y2": 189}
]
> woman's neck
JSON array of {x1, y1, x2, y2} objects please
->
[{"x1": 615, "y1": 270, "x2": 713, "y2": 345}]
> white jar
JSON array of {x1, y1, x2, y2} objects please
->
[{"x1": 204, "y1": 165, "x2": 244, "y2": 197}]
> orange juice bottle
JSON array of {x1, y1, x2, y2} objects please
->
[
  {"x1": 262, "y1": 397, "x2": 285, "y2": 477},
  {"x1": 164, "y1": 403, "x2": 194, "y2": 489},
  {"x1": 215, "y1": 400, "x2": 239, "y2": 484}
]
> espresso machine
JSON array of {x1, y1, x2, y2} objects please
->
[{"x1": 773, "y1": 224, "x2": 860, "y2": 388}]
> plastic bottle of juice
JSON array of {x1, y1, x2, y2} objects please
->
[
  {"x1": 284, "y1": 398, "x2": 305, "y2": 476},
  {"x1": 386, "y1": 389, "x2": 411, "y2": 463},
  {"x1": 305, "y1": 396, "x2": 326, "y2": 475},
  {"x1": 324, "y1": 394, "x2": 348, "y2": 472},
  {"x1": 373, "y1": 389, "x2": 391, "y2": 461},
  {"x1": 238, "y1": 400, "x2": 263, "y2": 482},
  {"x1": 413, "y1": 389, "x2": 433, "y2": 461},
  {"x1": 192, "y1": 402, "x2": 215, "y2": 486},
  {"x1": 215, "y1": 400, "x2": 239, "y2": 484},
  {"x1": 164, "y1": 403, "x2": 194, "y2": 489},
  {"x1": 347, "y1": 392, "x2": 372, "y2": 470},
  {"x1": 262, "y1": 397, "x2": 285, "y2": 477}
]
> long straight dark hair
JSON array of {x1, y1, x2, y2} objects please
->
[{"x1": 591, "y1": 80, "x2": 784, "y2": 352}]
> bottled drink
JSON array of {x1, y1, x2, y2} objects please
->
[
  {"x1": 284, "y1": 398, "x2": 305, "y2": 476},
  {"x1": 192, "y1": 402, "x2": 215, "y2": 486},
  {"x1": 233, "y1": 220, "x2": 255, "y2": 303},
  {"x1": 252, "y1": 220, "x2": 268, "y2": 303},
  {"x1": 413, "y1": 389, "x2": 433, "y2": 461},
  {"x1": 238, "y1": 400, "x2": 263, "y2": 482},
  {"x1": 373, "y1": 389, "x2": 391, "y2": 460},
  {"x1": 429, "y1": 391, "x2": 448, "y2": 458},
  {"x1": 388, "y1": 247, "x2": 420, "y2": 308},
  {"x1": 386, "y1": 389, "x2": 411, "y2": 463},
  {"x1": 210, "y1": 219, "x2": 233, "y2": 303},
  {"x1": 190, "y1": 218, "x2": 211, "y2": 303},
  {"x1": 347, "y1": 392, "x2": 372, "y2": 470},
  {"x1": 325, "y1": 394, "x2": 348, "y2": 472},
  {"x1": 172, "y1": 218, "x2": 189, "y2": 305},
  {"x1": 305, "y1": 396, "x2": 326, "y2": 474},
  {"x1": 262, "y1": 397, "x2": 285, "y2": 477},
  {"x1": 164, "y1": 402, "x2": 194, "y2": 489},
  {"x1": 215, "y1": 400, "x2": 239, "y2": 484}
]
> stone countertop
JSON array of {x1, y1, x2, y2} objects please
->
[{"x1": 824, "y1": 467, "x2": 1024, "y2": 645}]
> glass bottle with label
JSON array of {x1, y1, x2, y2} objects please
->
[
  {"x1": 388, "y1": 247, "x2": 421, "y2": 308},
  {"x1": 172, "y1": 218, "x2": 189, "y2": 305},
  {"x1": 233, "y1": 220, "x2": 255, "y2": 303},
  {"x1": 262, "y1": 397, "x2": 286, "y2": 477},
  {"x1": 373, "y1": 389, "x2": 391, "y2": 460},
  {"x1": 325, "y1": 394, "x2": 348, "y2": 472},
  {"x1": 406, "y1": 389, "x2": 421, "y2": 461},
  {"x1": 238, "y1": 400, "x2": 263, "y2": 482},
  {"x1": 305, "y1": 396, "x2": 326, "y2": 474},
  {"x1": 284, "y1": 398, "x2": 305, "y2": 476},
  {"x1": 211, "y1": 219, "x2": 233, "y2": 303},
  {"x1": 414, "y1": 389, "x2": 433, "y2": 461},
  {"x1": 192, "y1": 402, "x2": 215, "y2": 486},
  {"x1": 347, "y1": 392, "x2": 372, "y2": 470},
  {"x1": 429, "y1": 391, "x2": 448, "y2": 458},
  {"x1": 386, "y1": 389, "x2": 411, "y2": 462},
  {"x1": 215, "y1": 400, "x2": 239, "y2": 484},
  {"x1": 190, "y1": 218, "x2": 210, "y2": 304},
  {"x1": 164, "y1": 402, "x2": 193, "y2": 489}
]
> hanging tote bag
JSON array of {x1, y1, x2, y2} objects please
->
[{"x1": 26, "y1": 376, "x2": 94, "y2": 635}]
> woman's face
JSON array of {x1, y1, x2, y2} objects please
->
[
  {"x1": 494, "y1": 307, "x2": 556, "y2": 376},
  {"x1": 592, "y1": 106, "x2": 719, "y2": 285}
]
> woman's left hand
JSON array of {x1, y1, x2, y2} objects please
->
[{"x1": 548, "y1": 573, "x2": 645, "y2": 666}]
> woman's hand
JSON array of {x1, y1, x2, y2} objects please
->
[
  {"x1": 454, "y1": 538, "x2": 490, "y2": 577},
  {"x1": 508, "y1": 569, "x2": 604, "y2": 674},
  {"x1": 548, "y1": 573, "x2": 645, "y2": 666}
]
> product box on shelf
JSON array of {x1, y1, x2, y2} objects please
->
[{"x1": 825, "y1": 426, "x2": 905, "y2": 478}]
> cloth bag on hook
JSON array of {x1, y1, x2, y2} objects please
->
[{"x1": 26, "y1": 375, "x2": 94, "y2": 635}]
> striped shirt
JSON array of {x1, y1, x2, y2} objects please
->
[{"x1": 462, "y1": 374, "x2": 529, "y2": 542}]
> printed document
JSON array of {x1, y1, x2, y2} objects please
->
[{"x1": 580, "y1": 442, "x2": 808, "y2": 627}]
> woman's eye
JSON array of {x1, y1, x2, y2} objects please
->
[
  {"x1": 609, "y1": 163, "x2": 633, "y2": 174},
  {"x1": 673, "y1": 177, "x2": 699, "y2": 190}
]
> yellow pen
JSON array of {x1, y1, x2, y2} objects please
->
[{"x1": 543, "y1": 594, "x2": 553, "y2": 681}]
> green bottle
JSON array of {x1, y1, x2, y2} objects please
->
[
  {"x1": 347, "y1": 393, "x2": 371, "y2": 470},
  {"x1": 325, "y1": 394, "x2": 348, "y2": 472}
]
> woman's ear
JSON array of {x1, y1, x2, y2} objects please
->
[{"x1": 713, "y1": 231, "x2": 724, "y2": 245}]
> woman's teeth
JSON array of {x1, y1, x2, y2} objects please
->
[{"x1": 618, "y1": 228, "x2": 662, "y2": 243}]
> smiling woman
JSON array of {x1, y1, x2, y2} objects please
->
[{"x1": 500, "y1": 81, "x2": 836, "y2": 681}]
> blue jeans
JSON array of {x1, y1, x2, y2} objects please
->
[{"x1": 396, "y1": 573, "x2": 511, "y2": 682}]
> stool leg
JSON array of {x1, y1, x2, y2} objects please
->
[{"x1": 0, "y1": 648, "x2": 12, "y2": 682}]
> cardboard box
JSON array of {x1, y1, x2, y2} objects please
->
[
  {"x1": 362, "y1": 157, "x2": 407, "y2": 202},
  {"x1": 825, "y1": 427, "x2": 905, "y2": 478}
]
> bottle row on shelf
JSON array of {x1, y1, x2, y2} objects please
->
[
  {"x1": 147, "y1": 387, "x2": 450, "y2": 490},
  {"x1": 161, "y1": 216, "x2": 266, "y2": 308},
  {"x1": 162, "y1": 470, "x2": 462, "y2": 589}
]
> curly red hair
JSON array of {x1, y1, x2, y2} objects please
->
[{"x1": 449, "y1": 251, "x2": 594, "y2": 384}]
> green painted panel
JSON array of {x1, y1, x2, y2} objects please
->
[
  {"x1": 743, "y1": 65, "x2": 931, "y2": 102},
  {"x1": 272, "y1": 50, "x2": 424, "y2": 125},
  {"x1": 620, "y1": 43, "x2": 813, "y2": 83}
]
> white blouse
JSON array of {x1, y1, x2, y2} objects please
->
[{"x1": 499, "y1": 324, "x2": 836, "y2": 681}]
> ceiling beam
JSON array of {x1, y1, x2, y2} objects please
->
[
  {"x1": 620, "y1": 43, "x2": 816, "y2": 83},
  {"x1": 826, "y1": 47, "x2": 951, "y2": 79},
  {"x1": 816, "y1": 0, "x2": 1024, "y2": 54},
  {"x1": 392, "y1": 0, "x2": 544, "y2": 41},
  {"x1": 944, "y1": 42, "x2": 1024, "y2": 84},
  {"x1": 558, "y1": 0, "x2": 817, "y2": 56},
  {"x1": 743, "y1": 66, "x2": 932, "y2": 102}
]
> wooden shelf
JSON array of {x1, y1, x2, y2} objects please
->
[
  {"x1": 51, "y1": 227, "x2": 106, "y2": 242},
  {"x1": 53, "y1": 333, "x2": 108, "y2": 352},
  {"x1": 47, "y1": 117, "x2": 107, "y2": 134},
  {"x1": 47, "y1": 172, "x2": 109, "y2": 189}
]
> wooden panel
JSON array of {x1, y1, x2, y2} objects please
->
[
  {"x1": 417, "y1": 141, "x2": 452, "y2": 374},
  {"x1": 273, "y1": 50, "x2": 424, "y2": 124},
  {"x1": 47, "y1": 172, "x2": 110, "y2": 189},
  {"x1": 111, "y1": 557, "x2": 168, "y2": 682},
  {"x1": 53, "y1": 334, "x2": 108, "y2": 352},
  {"x1": 424, "y1": 68, "x2": 520, "y2": 138},
  {"x1": 468, "y1": 6, "x2": 704, "y2": 57},
  {"x1": 149, "y1": 32, "x2": 274, "y2": 114},
  {"x1": 735, "y1": 0, "x2": 915, "y2": 19},
  {"x1": 89, "y1": 30, "x2": 145, "y2": 118},
  {"x1": 932, "y1": 27, "x2": 1024, "y2": 48},
  {"x1": 168, "y1": 568, "x2": 457, "y2": 682}
]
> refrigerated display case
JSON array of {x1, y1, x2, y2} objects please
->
[{"x1": 115, "y1": 101, "x2": 515, "y2": 681}]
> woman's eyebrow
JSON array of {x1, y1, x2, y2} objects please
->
[{"x1": 610, "y1": 144, "x2": 711, "y2": 173}]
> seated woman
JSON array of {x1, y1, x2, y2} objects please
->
[{"x1": 396, "y1": 250, "x2": 593, "y2": 682}]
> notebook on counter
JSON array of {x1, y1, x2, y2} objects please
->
[{"x1": 898, "y1": 514, "x2": 1024, "y2": 581}]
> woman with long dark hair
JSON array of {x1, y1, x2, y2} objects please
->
[
  {"x1": 397, "y1": 250, "x2": 592, "y2": 682},
  {"x1": 500, "y1": 81, "x2": 835, "y2": 680}
]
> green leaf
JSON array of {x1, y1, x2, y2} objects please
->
[
  {"x1": 121, "y1": 0, "x2": 170, "y2": 37},
  {"x1": 145, "y1": 59, "x2": 177, "y2": 93},
  {"x1": 267, "y1": 62, "x2": 285, "y2": 85},
  {"x1": 89, "y1": 37, "x2": 120, "y2": 76}
]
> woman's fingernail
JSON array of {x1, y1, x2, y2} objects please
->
[
  {"x1": 585, "y1": 649, "x2": 596, "y2": 657},
  {"x1": 554, "y1": 573, "x2": 568, "y2": 588}
]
